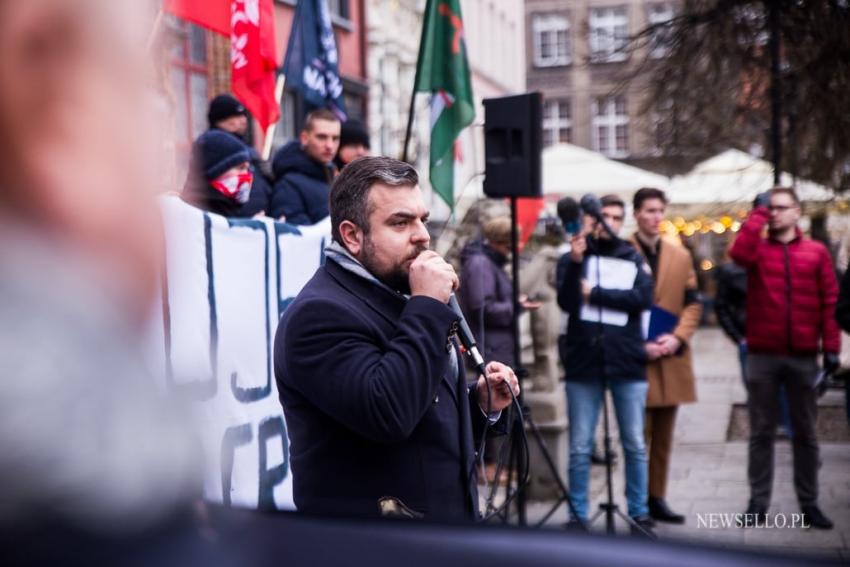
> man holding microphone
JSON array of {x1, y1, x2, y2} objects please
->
[
  {"x1": 274, "y1": 156, "x2": 519, "y2": 521},
  {"x1": 557, "y1": 195, "x2": 655, "y2": 535}
]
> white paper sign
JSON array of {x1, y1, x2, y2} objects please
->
[{"x1": 580, "y1": 255, "x2": 638, "y2": 327}]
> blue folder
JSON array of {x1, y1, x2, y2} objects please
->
[{"x1": 647, "y1": 305, "x2": 678, "y2": 341}]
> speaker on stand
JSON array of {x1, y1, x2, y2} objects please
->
[{"x1": 479, "y1": 93, "x2": 576, "y2": 528}]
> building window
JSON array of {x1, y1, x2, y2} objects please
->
[
  {"x1": 647, "y1": 3, "x2": 674, "y2": 58},
  {"x1": 271, "y1": 90, "x2": 299, "y2": 153},
  {"x1": 592, "y1": 96, "x2": 629, "y2": 157},
  {"x1": 542, "y1": 99, "x2": 572, "y2": 147},
  {"x1": 327, "y1": 0, "x2": 350, "y2": 21},
  {"x1": 589, "y1": 6, "x2": 629, "y2": 63},
  {"x1": 169, "y1": 21, "x2": 209, "y2": 152},
  {"x1": 532, "y1": 14, "x2": 570, "y2": 67}
]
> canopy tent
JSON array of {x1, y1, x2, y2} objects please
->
[
  {"x1": 542, "y1": 143, "x2": 671, "y2": 201},
  {"x1": 668, "y1": 149, "x2": 833, "y2": 213}
]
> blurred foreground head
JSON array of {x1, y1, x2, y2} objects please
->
[
  {"x1": 0, "y1": 0, "x2": 199, "y2": 536},
  {"x1": 0, "y1": 0, "x2": 166, "y2": 323}
]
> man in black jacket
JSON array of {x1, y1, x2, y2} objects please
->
[
  {"x1": 269, "y1": 108, "x2": 340, "y2": 224},
  {"x1": 714, "y1": 260, "x2": 748, "y2": 380},
  {"x1": 274, "y1": 157, "x2": 519, "y2": 520},
  {"x1": 557, "y1": 195, "x2": 654, "y2": 535}
]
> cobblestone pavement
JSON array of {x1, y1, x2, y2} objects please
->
[{"x1": 523, "y1": 327, "x2": 850, "y2": 562}]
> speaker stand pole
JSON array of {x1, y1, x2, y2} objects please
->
[{"x1": 508, "y1": 195, "x2": 528, "y2": 526}]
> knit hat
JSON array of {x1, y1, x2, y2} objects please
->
[
  {"x1": 194, "y1": 130, "x2": 251, "y2": 180},
  {"x1": 207, "y1": 94, "x2": 247, "y2": 127},
  {"x1": 339, "y1": 119, "x2": 370, "y2": 149}
]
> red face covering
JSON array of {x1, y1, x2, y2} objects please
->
[{"x1": 211, "y1": 171, "x2": 253, "y2": 204}]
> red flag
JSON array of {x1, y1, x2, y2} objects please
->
[
  {"x1": 515, "y1": 197, "x2": 546, "y2": 251},
  {"x1": 230, "y1": 0, "x2": 280, "y2": 130},
  {"x1": 163, "y1": 0, "x2": 230, "y2": 36},
  {"x1": 164, "y1": 0, "x2": 280, "y2": 131}
]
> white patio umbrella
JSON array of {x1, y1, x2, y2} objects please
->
[
  {"x1": 668, "y1": 149, "x2": 832, "y2": 209},
  {"x1": 543, "y1": 143, "x2": 671, "y2": 201}
]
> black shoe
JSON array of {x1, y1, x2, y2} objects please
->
[
  {"x1": 630, "y1": 515, "x2": 657, "y2": 539},
  {"x1": 564, "y1": 518, "x2": 588, "y2": 532},
  {"x1": 648, "y1": 497, "x2": 685, "y2": 524},
  {"x1": 801, "y1": 505, "x2": 833, "y2": 530},
  {"x1": 740, "y1": 500, "x2": 767, "y2": 528}
]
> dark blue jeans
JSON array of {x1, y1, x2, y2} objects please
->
[{"x1": 566, "y1": 379, "x2": 649, "y2": 520}]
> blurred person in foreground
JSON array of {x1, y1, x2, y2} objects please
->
[
  {"x1": 206, "y1": 93, "x2": 273, "y2": 217},
  {"x1": 629, "y1": 188, "x2": 701, "y2": 525},
  {"x1": 333, "y1": 118, "x2": 371, "y2": 171},
  {"x1": 0, "y1": 0, "x2": 199, "y2": 541},
  {"x1": 557, "y1": 195, "x2": 654, "y2": 536},
  {"x1": 274, "y1": 157, "x2": 519, "y2": 520},
  {"x1": 730, "y1": 187, "x2": 838, "y2": 529}
]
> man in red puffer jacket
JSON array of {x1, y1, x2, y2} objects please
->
[{"x1": 730, "y1": 186, "x2": 839, "y2": 530}]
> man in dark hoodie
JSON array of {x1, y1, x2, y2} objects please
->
[
  {"x1": 270, "y1": 108, "x2": 340, "y2": 224},
  {"x1": 181, "y1": 130, "x2": 253, "y2": 218},
  {"x1": 557, "y1": 194, "x2": 655, "y2": 536},
  {"x1": 207, "y1": 93, "x2": 273, "y2": 217}
]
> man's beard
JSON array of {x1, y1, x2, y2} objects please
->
[{"x1": 360, "y1": 237, "x2": 427, "y2": 295}]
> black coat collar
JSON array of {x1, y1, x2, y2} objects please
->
[{"x1": 324, "y1": 259, "x2": 408, "y2": 328}]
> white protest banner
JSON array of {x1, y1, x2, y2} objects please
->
[{"x1": 153, "y1": 196, "x2": 329, "y2": 510}]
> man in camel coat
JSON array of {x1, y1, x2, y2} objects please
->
[{"x1": 629, "y1": 188, "x2": 702, "y2": 525}]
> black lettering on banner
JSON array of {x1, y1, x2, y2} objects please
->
[
  {"x1": 220, "y1": 423, "x2": 253, "y2": 506},
  {"x1": 257, "y1": 416, "x2": 289, "y2": 511},
  {"x1": 161, "y1": 214, "x2": 218, "y2": 400},
  {"x1": 274, "y1": 222, "x2": 304, "y2": 317},
  {"x1": 226, "y1": 218, "x2": 274, "y2": 403}
]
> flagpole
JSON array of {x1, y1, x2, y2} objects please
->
[
  {"x1": 261, "y1": 74, "x2": 287, "y2": 160},
  {"x1": 403, "y1": 0, "x2": 435, "y2": 164},
  {"x1": 401, "y1": 90, "x2": 418, "y2": 164}
]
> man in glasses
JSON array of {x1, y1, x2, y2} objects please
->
[{"x1": 730, "y1": 186, "x2": 839, "y2": 530}]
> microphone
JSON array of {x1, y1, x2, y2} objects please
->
[
  {"x1": 580, "y1": 194, "x2": 602, "y2": 220},
  {"x1": 580, "y1": 193, "x2": 619, "y2": 240},
  {"x1": 447, "y1": 293, "x2": 487, "y2": 376},
  {"x1": 557, "y1": 196, "x2": 582, "y2": 235}
]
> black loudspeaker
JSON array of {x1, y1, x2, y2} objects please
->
[{"x1": 482, "y1": 93, "x2": 543, "y2": 199}]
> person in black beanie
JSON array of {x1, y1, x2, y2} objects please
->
[
  {"x1": 208, "y1": 94, "x2": 249, "y2": 141},
  {"x1": 181, "y1": 130, "x2": 253, "y2": 218},
  {"x1": 206, "y1": 93, "x2": 273, "y2": 217},
  {"x1": 333, "y1": 119, "x2": 370, "y2": 170}
]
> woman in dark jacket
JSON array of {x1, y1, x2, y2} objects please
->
[
  {"x1": 458, "y1": 217, "x2": 539, "y2": 367},
  {"x1": 181, "y1": 130, "x2": 253, "y2": 218}
]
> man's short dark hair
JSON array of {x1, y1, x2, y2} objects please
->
[
  {"x1": 304, "y1": 108, "x2": 340, "y2": 132},
  {"x1": 633, "y1": 187, "x2": 668, "y2": 211},
  {"x1": 600, "y1": 194, "x2": 625, "y2": 210},
  {"x1": 330, "y1": 156, "x2": 419, "y2": 245},
  {"x1": 769, "y1": 186, "x2": 800, "y2": 205}
]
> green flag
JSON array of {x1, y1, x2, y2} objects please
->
[{"x1": 413, "y1": 0, "x2": 475, "y2": 210}]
